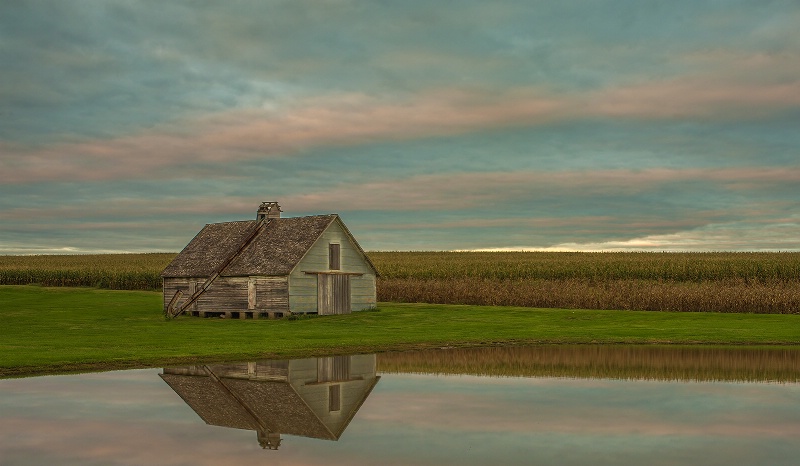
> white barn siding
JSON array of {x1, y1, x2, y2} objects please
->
[
  {"x1": 288, "y1": 355, "x2": 378, "y2": 437},
  {"x1": 288, "y1": 219, "x2": 377, "y2": 314}
]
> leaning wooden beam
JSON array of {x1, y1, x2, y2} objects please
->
[
  {"x1": 165, "y1": 289, "x2": 183, "y2": 317},
  {"x1": 202, "y1": 365, "x2": 270, "y2": 433}
]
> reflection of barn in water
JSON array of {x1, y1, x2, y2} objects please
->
[{"x1": 160, "y1": 354, "x2": 379, "y2": 449}]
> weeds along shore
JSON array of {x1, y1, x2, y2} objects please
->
[{"x1": 2, "y1": 251, "x2": 799, "y2": 314}]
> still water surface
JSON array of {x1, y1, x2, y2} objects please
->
[{"x1": 1, "y1": 346, "x2": 799, "y2": 466}]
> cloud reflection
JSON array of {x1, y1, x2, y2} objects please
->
[{"x1": 1, "y1": 358, "x2": 799, "y2": 465}]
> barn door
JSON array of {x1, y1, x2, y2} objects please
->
[
  {"x1": 317, "y1": 274, "x2": 351, "y2": 315},
  {"x1": 317, "y1": 355, "x2": 351, "y2": 382}
]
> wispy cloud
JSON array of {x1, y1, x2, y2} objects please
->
[
  {"x1": 282, "y1": 167, "x2": 800, "y2": 212},
  {"x1": 4, "y1": 68, "x2": 798, "y2": 185},
  {"x1": 472, "y1": 220, "x2": 800, "y2": 252},
  {"x1": 2, "y1": 1, "x2": 799, "y2": 252}
]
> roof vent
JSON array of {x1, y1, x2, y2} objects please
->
[{"x1": 257, "y1": 202, "x2": 282, "y2": 221}]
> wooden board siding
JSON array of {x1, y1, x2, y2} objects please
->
[
  {"x1": 165, "y1": 276, "x2": 288, "y2": 314},
  {"x1": 350, "y1": 274, "x2": 376, "y2": 312},
  {"x1": 317, "y1": 356, "x2": 351, "y2": 382},
  {"x1": 195, "y1": 277, "x2": 249, "y2": 312},
  {"x1": 254, "y1": 277, "x2": 289, "y2": 312},
  {"x1": 289, "y1": 219, "x2": 377, "y2": 314},
  {"x1": 248, "y1": 279, "x2": 256, "y2": 310},
  {"x1": 163, "y1": 277, "x2": 204, "y2": 311},
  {"x1": 317, "y1": 274, "x2": 351, "y2": 315}
]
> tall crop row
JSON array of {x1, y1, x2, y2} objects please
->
[
  {"x1": 377, "y1": 277, "x2": 800, "y2": 314},
  {"x1": 370, "y1": 252, "x2": 800, "y2": 313},
  {"x1": 2, "y1": 252, "x2": 799, "y2": 313},
  {"x1": 370, "y1": 251, "x2": 800, "y2": 282},
  {"x1": 0, "y1": 253, "x2": 174, "y2": 290}
]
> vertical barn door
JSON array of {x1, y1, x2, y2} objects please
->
[
  {"x1": 317, "y1": 274, "x2": 351, "y2": 315},
  {"x1": 317, "y1": 355, "x2": 351, "y2": 382}
]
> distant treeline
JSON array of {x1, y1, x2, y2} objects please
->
[{"x1": 2, "y1": 251, "x2": 799, "y2": 313}]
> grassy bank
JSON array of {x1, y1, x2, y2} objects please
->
[
  {"x1": 2, "y1": 252, "x2": 799, "y2": 313},
  {"x1": 2, "y1": 285, "x2": 799, "y2": 378}
]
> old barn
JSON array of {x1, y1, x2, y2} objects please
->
[
  {"x1": 160, "y1": 354, "x2": 380, "y2": 449},
  {"x1": 162, "y1": 202, "x2": 378, "y2": 318}
]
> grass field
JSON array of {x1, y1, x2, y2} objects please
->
[
  {"x1": 2, "y1": 252, "x2": 799, "y2": 313},
  {"x1": 2, "y1": 285, "x2": 799, "y2": 377}
]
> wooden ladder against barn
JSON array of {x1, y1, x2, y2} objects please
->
[{"x1": 166, "y1": 219, "x2": 267, "y2": 319}]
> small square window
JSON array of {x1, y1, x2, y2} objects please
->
[
  {"x1": 329, "y1": 384, "x2": 341, "y2": 411},
  {"x1": 329, "y1": 243, "x2": 340, "y2": 270}
]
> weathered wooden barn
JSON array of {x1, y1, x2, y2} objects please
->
[
  {"x1": 161, "y1": 202, "x2": 378, "y2": 318},
  {"x1": 160, "y1": 354, "x2": 380, "y2": 449}
]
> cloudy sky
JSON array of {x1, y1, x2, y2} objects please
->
[{"x1": 2, "y1": 1, "x2": 799, "y2": 253}]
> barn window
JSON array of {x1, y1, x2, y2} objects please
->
[
  {"x1": 329, "y1": 243, "x2": 340, "y2": 270},
  {"x1": 329, "y1": 384, "x2": 341, "y2": 412}
]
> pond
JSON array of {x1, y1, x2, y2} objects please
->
[{"x1": 1, "y1": 346, "x2": 799, "y2": 465}]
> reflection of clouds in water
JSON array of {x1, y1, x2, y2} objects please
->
[
  {"x1": 1, "y1": 366, "x2": 800, "y2": 466},
  {"x1": 366, "y1": 374, "x2": 800, "y2": 440},
  {"x1": 0, "y1": 369, "x2": 186, "y2": 421}
]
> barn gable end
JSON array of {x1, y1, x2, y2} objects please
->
[{"x1": 288, "y1": 217, "x2": 377, "y2": 314}]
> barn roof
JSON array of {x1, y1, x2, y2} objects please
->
[
  {"x1": 161, "y1": 214, "x2": 377, "y2": 278},
  {"x1": 161, "y1": 220, "x2": 259, "y2": 278},
  {"x1": 224, "y1": 215, "x2": 336, "y2": 276},
  {"x1": 159, "y1": 373, "x2": 338, "y2": 440}
]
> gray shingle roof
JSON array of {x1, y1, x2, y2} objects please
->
[
  {"x1": 160, "y1": 373, "x2": 337, "y2": 440},
  {"x1": 159, "y1": 373, "x2": 260, "y2": 431},
  {"x1": 161, "y1": 214, "x2": 355, "y2": 278},
  {"x1": 161, "y1": 220, "x2": 258, "y2": 278},
  {"x1": 224, "y1": 215, "x2": 336, "y2": 276}
]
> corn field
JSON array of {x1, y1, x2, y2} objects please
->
[
  {"x1": 0, "y1": 253, "x2": 174, "y2": 290},
  {"x1": 377, "y1": 345, "x2": 800, "y2": 382},
  {"x1": 2, "y1": 251, "x2": 799, "y2": 313},
  {"x1": 370, "y1": 251, "x2": 800, "y2": 282},
  {"x1": 370, "y1": 252, "x2": 800, "y2": 314}
]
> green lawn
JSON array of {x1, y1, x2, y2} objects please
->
[{"x1": 2, "y1": 285, "x2": 799, "y2": 377}]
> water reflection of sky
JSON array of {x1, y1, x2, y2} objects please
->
[{"x1": 1, "y1": 369, "x2": 799, "y2": 466}]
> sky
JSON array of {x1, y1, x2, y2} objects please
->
[{"x1": 1, "y1": 0, "x2": 799, "y2": 253}]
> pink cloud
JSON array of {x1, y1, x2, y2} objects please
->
[
  {"x1": 586, "y1": 49, "x2": 800, "y2": 119},
  {"x1": 0, "y1": 417, "x2": 317, "y2": 466},
  {"x1": 281, "y1": 166, "x2": 800, "y2": 212},
  {"x1": 586, "y1": 78, "x2": 800, "y2": 119},
  {"x1": 1, "y1": 89, "x2": 564, "y2": 185},
  {"x1": 540, "y1": 220, "x2": 800, "y2": 252},
  {"x1": 363, "y1": 382, "x2": 800, "y2": 438},
  {"x1": 1, "y1": 167, "x2": 797, "y2": 226},
  {"x1": 4, "y1": 63, "x2": 798, "y2": 185}
]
